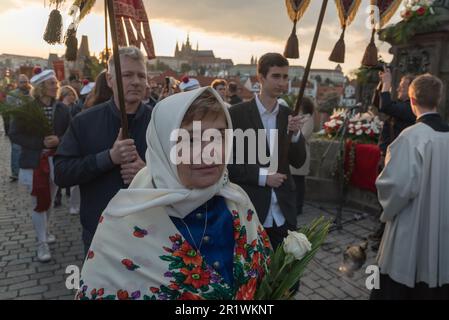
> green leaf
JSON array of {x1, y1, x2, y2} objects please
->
[
  {"x1": 169, "y1": 261, "x2": 185, "y2": 269},
  {"x1": 160, "y1": 255, "x2": 180, "y2": 262}
]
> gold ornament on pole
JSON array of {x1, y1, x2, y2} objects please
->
[
  {"x1": 283, "y1": 0, "x2": 312, "y2": 59},
  {"x1": 329, "y1": 0, "x2": 362, "y2": 63}
]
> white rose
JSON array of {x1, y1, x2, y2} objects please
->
[
  {"x1": 356, "y1": 130, "x2": 363, "y2": 136},
  {"x1": 283, "y1": 231, "x2": 312, "y2": 261}
]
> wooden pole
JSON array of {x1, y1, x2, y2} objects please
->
[
  {"x1": 280, "y1": 0, "x2": 329, "y2": 174},
  {"x1": 292, "y1": 0, "x2": 329, "y2": 116},
  {"x1": 104, "y1": 0, "x2": 110, "y2": 62},
  {"x1": 106, "y1": 0, "x2": 129, "y2": 139}
]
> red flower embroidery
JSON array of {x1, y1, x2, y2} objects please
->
[
  {"x1": 117, "y1": 290, "x2": 129, "y2": 300},
  {"x1": 97, "y1": 288, "x2": 104, "y2": 296},
  {"x1": 236, "y1": 278, "x2": 257, "y2": 300},
  {"x1": 169, "y1": 282, "x2": 180, "y2": 290},
  {"x1": 179, "y1": 291, "x2": 203, "y2": 300},
  {"x1": 87, "y1": 250, "x2": 94, "y2": 260},
  {"x1": 133, "y1": 226, "x2": 148, "y2": 238},
  {"x1": 150, "y1": 287, "x2": 160, "y2": 294},
  {"x1": 181, "y1": 267, "x2": 211, "y2": 289},
  {"x1": 173, "y1": 242, "x2": 203, "y2": 266},
  {"x1": 169, "y1": 234, "x2": 182, "y2": 243},
  {"x1": 259, "y1": 227, "x2": 271, "y2": 249},
  {"x1": 247, "y1": 209, "x2": 254, "y2": 222},
  {"x1": 163, "y1": 246, "x2": 174, "y2": 253},
  {"x1": 121, "y1": 259, "x2": 140, "y2": 271},
  {"x1": 91, "y1": 288, "x2": 97, "y2": 296}
]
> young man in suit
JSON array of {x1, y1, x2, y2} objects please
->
[{"x1": 228, "y1": 53, "x2": 306, "y2": 249}]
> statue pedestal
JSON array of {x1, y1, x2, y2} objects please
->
[{"x1": 306, "y1": 138, "x2": 380, "y2": 215}]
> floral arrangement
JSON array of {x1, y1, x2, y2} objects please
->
[
  {"x1": 323, "y1": 109, "x2": 383, "y2": 144},
  {"x1": 255, "y1": 217, "x2": 331, "y2": 300},
  {"x1": 323, "y1": 108, "x2": 348, "y2": 137},
  {"x1": 400, "y1": 0, "x2": 435, "y2": 20},
  {"x1": 347, "y1": 112, "x2": 383, "y2": 143},
  {"x1": 379, "y1": 0, "x2": 439, "y2": 44}
]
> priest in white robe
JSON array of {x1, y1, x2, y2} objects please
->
[{"x1": 371, "y1": 74, "x2": 449, "y2": 300}]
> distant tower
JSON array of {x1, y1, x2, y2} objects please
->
[
  {"x1": 196, "y1": 42, "x2": 199, "y2": 51},
  {"x1": 254, "y1": 57, "x2": 258, "y2": 65},
  {"x1": 186, "y1": 33, "x2": 192, "y2": 51},
  {"x1": 175, "y1": 41, "x2": 180, "y2": 57},
  {"x1": 250, "y1": 55, "x2": 254, "y2": 65},
  {"x1": 78, "y1": 35, "x2": 90, "y2": 60}
]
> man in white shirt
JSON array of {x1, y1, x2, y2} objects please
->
[{"x1": 228, "y1": 53, "x2": 306, "y2": 249}]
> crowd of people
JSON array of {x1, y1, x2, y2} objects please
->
[{"x1": 1, "y1": 45, "x2": 448, "y2": 300}]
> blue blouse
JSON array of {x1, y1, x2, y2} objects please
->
[{"x1": 170, "y1": 196, "x2": 235, "y2": 286}]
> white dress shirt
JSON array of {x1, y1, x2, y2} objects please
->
[{"x1": 255, "y1": 94, "x2": 301, "y2": 228}]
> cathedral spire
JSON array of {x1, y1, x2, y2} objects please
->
[
  {"x1": 186, "y1": 33, "x2": 191, "y2": 50},
  {"x1": 175, "y1": 41, "x2": 180, "y2": 56}
]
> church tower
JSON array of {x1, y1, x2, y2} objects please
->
[{"x1": 175, "y1": 41, "x2": 180, "y2": 57}]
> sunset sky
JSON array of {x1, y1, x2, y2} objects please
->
[{"x1": 0, "y1": 0, "x2": 404, "y2": 74}]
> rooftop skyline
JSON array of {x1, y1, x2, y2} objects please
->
[{"x1": 0, "y1": 0, "x2": 404, "y2": 74}]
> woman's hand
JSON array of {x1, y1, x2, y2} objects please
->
[{"x1": 44, "y1": 135, "x2": 60, "y2": 148}]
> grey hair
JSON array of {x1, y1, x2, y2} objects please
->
[
  {"x1": 108, "y1": 46, "x2": 146, "y2": 76},
  {"x1": 31, "y1": 80, "x2": 59, "y2": 100}
]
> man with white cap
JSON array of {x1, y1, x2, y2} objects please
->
[
  {"x1": 9, "y1": 68, "x2": 71, "y2": 262},
  {"x1": 179, "y1": 76, "x2": 200, "y2": 92}
]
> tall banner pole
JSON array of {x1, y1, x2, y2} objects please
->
[
  {"x1": 105, "y1": 0, "x2": 110, "y2": 62},
  {"x1": 280, "y1": 0, "x2": 329, "y2": 175},
  {"x1": 293, "y1": 0, "x2": 329, "y2": 116},
  {"x1": 106, "y1": 0, "x2": 129, "y2": 138}
]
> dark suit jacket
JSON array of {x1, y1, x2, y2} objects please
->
[
  {"x1": 228, "y1": 99, "x2": 307, "y2": 229},
  {"x1": 378, "y1": 92, "x2": 416, "y2": 154}
]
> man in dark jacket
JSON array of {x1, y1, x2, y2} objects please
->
[
  {"x1": 228, "y1": 53, "x2": 306, "y2": 250},
  {"x1": 54, "y1": 47, "x2": 152, "y2": 254},
  {"x1": 378, "y1": 69, "x2": 416, "y2": 155},
  {"x1": 370, "y1": 68, "x2": 416, "y2": 249},
  {"x1": 6, "y1": 74, "x2": 31, "y2": 181},
  {"x1": 9, "y1": 70, "x2": 71, "y2": 262},
  {"x1": 228, "y1": 81, "x2": 243, "y2": 105}
]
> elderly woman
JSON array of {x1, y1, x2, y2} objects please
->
[
  {"x1": 76, "y1": 87, "x2": 272, "y2": 300},
  {"x1": 9, "y1": 70, "x2": 71, "y2": 262}
]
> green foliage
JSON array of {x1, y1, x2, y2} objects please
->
[
  {"x1": 255, "y1": 217, "x2": 331, "y2": 300},
  {"x1": 379, "y1": 12, "x2": 440, "y2": 45},
  {"x1": 0, "y1": 95, "x2": 51, "y2": 137}
]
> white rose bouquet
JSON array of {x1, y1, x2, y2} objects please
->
[{"x1": 255, "y1": 217, "x2": 331, "y2": 300}]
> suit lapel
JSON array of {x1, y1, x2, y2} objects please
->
[
  {"x1": 277, "y1": 107, "x2": 287, "y2": 140},
  {"x1": 248, "y1": 99, "x2": 264, "y2": 130}
]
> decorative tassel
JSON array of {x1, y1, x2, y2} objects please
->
[
  {"x1": 64, "y1": 28, "x2": 78, "y2": 62},
  {"x1": 362, "y1": 29, "x2": 378, "y2": 67},
  {"x1": 284, "y1": 20, "x2": 299, "y2": 59},
  {"x1": 43, "y1": 9, "x2": 63, "y2": 45},
  {"x1": 329, "y1": 26, "x2": 346, "y2": 63}
]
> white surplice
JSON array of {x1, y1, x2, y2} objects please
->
[{"x1": 376, "y1": 122, "x2": 449, "y2": 288}]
